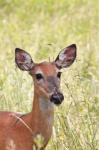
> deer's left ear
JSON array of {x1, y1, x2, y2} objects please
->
[{"x1": 55, "y1": 44, "x2": 77, "y2": 69}]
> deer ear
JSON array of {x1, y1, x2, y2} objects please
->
[
  {"x1": 55, "y1": 44, "x2": 77, "y2": 69},
  {"x1": 15, "y1": 48, "x2": 34, "y2": 71}
]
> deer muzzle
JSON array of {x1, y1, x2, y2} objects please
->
[{"x1": 50, "y1": 92, "x2": 64, "y2": 105}]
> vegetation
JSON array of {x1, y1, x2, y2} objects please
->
[{"x1": 0, "y1": 0, "x2": 99, "y2": 149}]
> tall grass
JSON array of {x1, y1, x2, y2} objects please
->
[{"x1": 0, "y1": 0, "x2": 99, "y2": 149}]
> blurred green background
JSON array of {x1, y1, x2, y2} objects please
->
[{"x1": 0, "y1": 0, "x2": 99, "y2": 149}]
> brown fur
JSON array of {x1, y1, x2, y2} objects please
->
[
  {"x1": 0, "y1": 44, "x2": 76, "y2": 149},
  {"x1": 0, "y1": 63, "x2": 55, "y2": 150}
]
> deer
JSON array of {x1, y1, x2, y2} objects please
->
[{"x1": 0, "y1": 44, "x2": 76, "y2": 150}]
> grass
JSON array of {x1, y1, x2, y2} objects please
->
[{"x1": 0, "y1": 0, "x2": 99, "y2": 149}]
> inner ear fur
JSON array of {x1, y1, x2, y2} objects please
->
[
  {"x1": 55, "y1": 44, "x2": 77, "y2": 69},
  {"x1": 15, "y1": 48, "x2": 34, "y2": 71}
]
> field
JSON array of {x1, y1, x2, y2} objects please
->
[{"x1": 0, "y1": 0, "x2": 99, "y2": 149}]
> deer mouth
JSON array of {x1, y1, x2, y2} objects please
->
[{"x1": 50, "y1": 92, "x2": 64, "y2": 105}]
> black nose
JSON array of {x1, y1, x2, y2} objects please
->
[{"x1": 50, "y1": 92, "x2": 64, "y2": 105}]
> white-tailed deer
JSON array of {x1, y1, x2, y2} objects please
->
[{"x1": 0, "y1": 44, "x2": 76, "y2": 150}]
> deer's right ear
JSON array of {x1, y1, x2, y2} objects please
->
[{"x1": 15, "y1": 48, "x2": 34, "y2": 71}]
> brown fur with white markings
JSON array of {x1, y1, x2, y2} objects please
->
[{"x1": 0, "y1": 44, "x2": 77, "y2": 150}]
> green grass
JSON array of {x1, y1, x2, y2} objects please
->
[{"x1": 0, "y1": 0, "x2": 99, "y2": 149}]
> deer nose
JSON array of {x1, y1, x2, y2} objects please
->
[{"x1": 50, "y1": 92, "x2": 64, "y2": 105}]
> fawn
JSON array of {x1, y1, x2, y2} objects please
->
[{"x1": 0, "y1": 44, "x2": 76, "y2": 150}]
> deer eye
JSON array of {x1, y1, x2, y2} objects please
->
[
  {"x1": 57, "y1": 72, "x2": 62, "y2": 79},
  {"x1": 36, "y1": 73, "x2": 43, "y2": 80}
]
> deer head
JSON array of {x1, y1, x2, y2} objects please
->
[{"x1": 15, "y1": 44, "x2": 76, "y2": 105}]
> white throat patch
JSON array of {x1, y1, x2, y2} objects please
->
[
  {"x1": 39, "y1": 97, "x2": 54, "y2": 113},
  {"x1": 6, "y1": 139, "x2": 16, "y2": 150}
]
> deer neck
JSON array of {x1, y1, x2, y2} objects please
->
[{"x1": 30, "y1": 90, "x2": 54, "y2": 138}]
